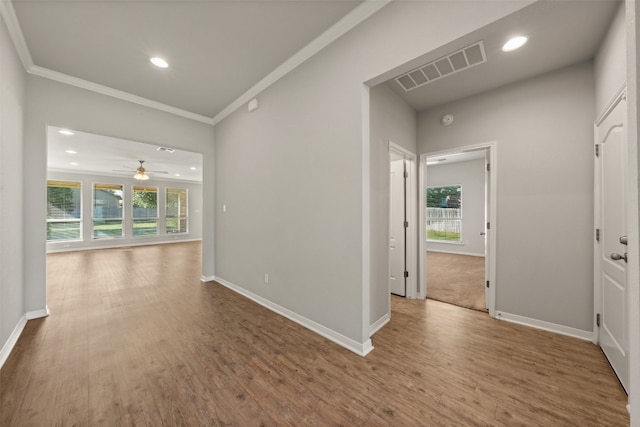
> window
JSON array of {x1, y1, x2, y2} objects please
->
[
  {"x1": 426, "y1": 185, "x2": 462, "y2": 241},
  {"x1": 93, "y1": 183, "x2": 124, "y2": 238},
  {"x1": 47, "y1": 180, "x2": 82, "y2": 241},
  {"x1": 166, "y1": 188, "x2": 188, "y2": 234},
  {"x1": 132, "y1": 186, "x2": 158, "y2": 236}
]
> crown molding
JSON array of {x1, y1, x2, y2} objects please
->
[
  {"x1": 0, "y1": 0, "x2": 34, "y2": 70},
  {"x1": 28, "y1": 66, "x2": 214, "y2": 125},
  {"x1": 211, "y1": 0, "x2": 392, "y2": 125}
]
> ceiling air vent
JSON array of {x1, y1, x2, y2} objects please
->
[
  {"x1": 395, "y1": 41, "x2": 486, "y2": 92},
  {"x1": 157, "y1": 147, "x2": 176, "y2": 153}
]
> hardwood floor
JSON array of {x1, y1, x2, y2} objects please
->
[{"x1": 0, "y1": 242, "x2": 629, "y2": 426}]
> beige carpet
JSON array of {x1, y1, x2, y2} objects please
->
[{"x1": 426, "y1": 251, "x2": 486, "y2": 312}]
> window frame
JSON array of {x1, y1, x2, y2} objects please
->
[
  {"x1": 46, "y1": 180, "x2": 83, "y2": 242},
  {"x1": 132, "y1": 185, "x2": 159, "y2": 237},
  {"x1": 92, "y1": 183, "x2": 125, "y2": 239},
  {"x1": 426, "y1": 184, "x2": 463, "y2": 243},
  {"x1": 165, "y1": 188, "x2": 188, "y2": 234}
]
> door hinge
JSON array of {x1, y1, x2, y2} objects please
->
[
  {"x1": 595, "y1": 144, "x2": 600, "y2": 157},
  {"x1": 486, "y1": 222, "x2": 490, "y2": 230},
  {"x1": 486, "y1": 280, "x2": 490, "y2": 288},
  {"x1": 404, "y1": 221, "x2": 409, "y2": 228},
  {"x1": 404, "y1": 271, "x2": 409, "y2": 278},
  {"x1": 486, "y1": 163, "x2": 491, "y2": 172},
  {"x1": 596, "y1": 228, "x2": 600, "y2": 242},
  {"x1": 403, "y1": 171, "x2": 408, "y2": 178},
  {"x1": 596, "y1": 313, "x2": 600, "y2": 327}
]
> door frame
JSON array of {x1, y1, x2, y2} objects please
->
[
  {"x1": 419, "y1": 141, "x2": 497, "y2": 316},
  {"x1": 593, "y1": 86, "x2": 627, "y2": 346},
  {"x1": 389, "y1": 142, "x2": 418, "y2": 298}
]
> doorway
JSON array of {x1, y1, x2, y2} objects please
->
[
  {"x1": 389, "y1": 142, "x2": 417, "y2": 298},
  {"x1": 419, "y1": 143, "x2": 497, "y2": 316}
]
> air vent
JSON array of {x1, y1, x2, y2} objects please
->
[
  {"x1": 157, "y1": 147, "x2": 175, "y2": 153},
  {"x1": 395, "y1": 41, "x2": 487, "y2": 92}
]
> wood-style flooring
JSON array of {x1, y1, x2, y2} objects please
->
[{"x1": 0, "y1": 242, "x2": 629, "y2": 426}]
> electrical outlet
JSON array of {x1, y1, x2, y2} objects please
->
[
  {"x1": 223, "y1": 204, "x2": 226, "y2": 212},
  {"x1": 264, "y1": 273, "x2": 269, "y2": 284}
]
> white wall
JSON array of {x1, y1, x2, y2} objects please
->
[
  {"x1": 418, "y1": 61, "x2": 595, "y2": 332},
  {"x1": 0, "y1": 14, "x2": 26, "y2": 358},
  {"x1": 426, "y1": 159, "x2": 485, "y2": 256},
  {"x1": 595, "y1": 2, "x2": 626, "y2": 117},
  {"x1": 46, "y1": 171, "x2": 203, "y2": 252},
  {"x1": 214, "y1": 0, "x2": 529, "y2": 349},
  {"x1": 24, "y1": 75, "x2": 215, "y2": 314},
  {"x1": 369, "y1": 83, "x2": 416, "y2": 331},
  {"x1": 626, "y1": 1, "x2": 640, "y2": 422}
]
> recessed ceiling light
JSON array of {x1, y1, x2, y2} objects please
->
[
  {"x1": 150, "y1": 57, "x2": 169, "y2": 68},
  {"x1": 502, "y1": 36, "x2": 528, "y2": 52},
  {"x1": 59, "y1": 129, "x2": 74, "y2": 136},
  {"x1": 70, "y1": 162, "x2": 79, "y2": 166},
  {"x1": 175, "y1": 173, "x2": 181, "y2": 177},
  {"x1": 190, "y1": 167, "x2": 197, "y2": 170},
  {"x1": 65, "y1": 149, "x2": 77, "y2": 154}
]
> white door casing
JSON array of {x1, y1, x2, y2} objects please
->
[
  {"x1": 420, "y1": 142, "x2": 497, "y2": 315},
  {"x1": 390, "y1": 159, "x2": 406, "y2": 296},
  {"x1": 595, "y1": 91, "x2": 629, "y2": 393},
  {"x1": 484, "y1": 148, "x2": 491, "y2": 310}
]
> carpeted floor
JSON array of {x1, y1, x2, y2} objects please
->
[{"x1": 426, "y1": 251, "x2": 486, "y2": 312}]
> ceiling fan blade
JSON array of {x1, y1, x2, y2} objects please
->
[
  {"x1": 112, "y1": 169, "x2": 135, "y2": 172},
  {"x1": 146, "y1": 170, "x2": 169, "y2": 174}
]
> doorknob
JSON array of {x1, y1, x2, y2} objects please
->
[
  {"x1": 480, "y1": 232, "x2": 486, "y2": 236},
  {"x1": 610, "y1": 252, "x2": 627, "y2": 263},
  {"x1": 619, "y1": 236, "x2": 628, "y2": 245}
]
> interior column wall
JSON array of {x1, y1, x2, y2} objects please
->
[{"x1": 0, "y1": 13, "x2": 27, "y2": 358}]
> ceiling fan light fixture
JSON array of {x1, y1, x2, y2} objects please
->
[{"x1": 134, "y1": 171, "x2": 149, "y2": 180}]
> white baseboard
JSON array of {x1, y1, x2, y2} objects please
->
[
  {"x1": 200, "y1": 275, "x2": 216, "y2": 282},
  {"x1": 369, "y1": 313, "x2": 390, "y2": 337},
  {"x1": 495, "y1": 311, "x2": 594, "y2": 341},
  {"x1": 214, "y1": 276, "x2": 373, "y2": 356},
  {"x1": 0, "y1": 314, "x2": 27, "y2": 370},
  {"x1": 47, "y1": 238, "x2": 202, "y2": 253},
  {"x1": 426, "y1": 248, "x2": 484, "y2": 257},
  {"x1": 26, "y1": 306, "x2": 50, "y2": 320}
]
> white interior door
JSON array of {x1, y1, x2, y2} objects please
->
[
  {"x1": 596, "y1": 95, "x2": 628, "y2": 393},
  {"x1": 390, "y1": 159, "x2": 406, "y2": 297},
  {"x1": 484, "y1": 149, "x2": 491, "y2": 310}
]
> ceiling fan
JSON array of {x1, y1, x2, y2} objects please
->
[{"x1": 113, "y1": 160, "x2": 169, "y2": 180}]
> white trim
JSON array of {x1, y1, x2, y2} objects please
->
[
  {"x1": 369, "y1": 313, "x2": 390, "y2": 337},
  {"x1": 0, "y1": 0, "x2": 34, "y2": 70},
  {"x1": 46, "y1": 238, "x2": 202, "y2": 254},
  {"x1": 26, "y1": 306, "x2": 50, "y2": 320},
  {"x1": 211, "y1": 0, "x2": 392, "y2": 125},
  {"x1": 495, "y1": 311, "x2": 594, "y2": 342},
  {"x1": 426, "y1": 248, "x2": 484, "y2": 257},
  {"x1": 214, "y1": 276, "x2": 374, "y2": 356},
  {"x1": 0, "y1": 314, "x2": 27, "y2": 370},
  {"x1": 362, "y1": 85, "x2": 372, "y2": 345},
  {"x1": 596, "y1": 84, "x2": 628, "y2": 126},
  {"x1": 28, "y1": 66, "x2": 214, "y2": 125},
  {"x1": 201, "y1": 275, "x2": 216, "y2": 282}
]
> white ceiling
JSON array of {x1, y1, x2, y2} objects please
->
[
  {"x1": 386, "y1": 0, "x2": 620, "y2": 112},
  {"x1": 48, "y1": 126, "x2": 203, "y2": 183},
  {"x1": 12, "y1": 0, "x2": 362, "y2": 119},
  {"x1": 11, "y1": 1, "x2": 620, "y2": 177}
]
